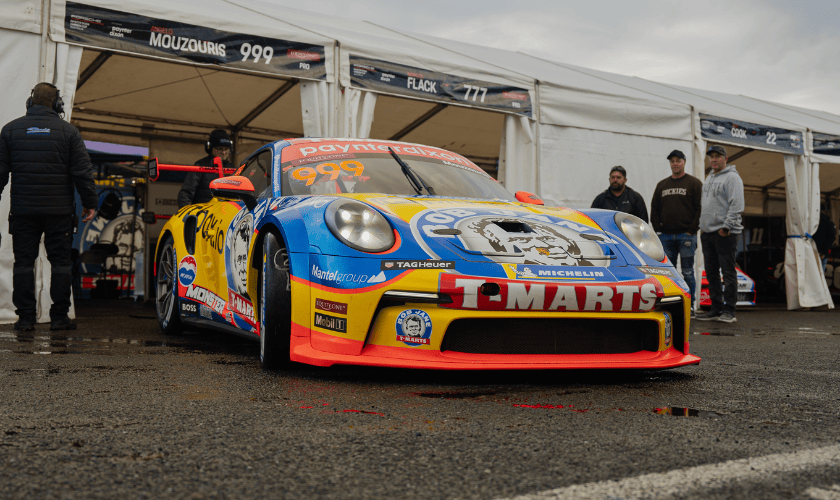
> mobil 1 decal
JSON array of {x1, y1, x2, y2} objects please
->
[
  {"x1": 350, "y1": 55, "x2": 532, "y2": 117},
  {"x1": 396, "y1": 309, "x2": 432, "y2": 346},
  {"x1": 65, "y1": 2, "x2": 327, "y2": 80},
  {"x1": 439, "y1": 275, "x2": 662, "y2": 312},
  {"x1": 225, "y1": 209, "x2": 257, "y2": 330},
  {"x1": 699, "y1": 113, "x2": 804, "y2": 154},
  {"x1": 410, "y1": 207, "x2": 613, "y2": 270}
]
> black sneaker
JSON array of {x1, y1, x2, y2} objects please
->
[
  {"x1": 717, "y1": 312, "x2": 737, "y2": 323},
  {"x1": 50, "y1": 318, "x2": 77, "y2": 331},
  {"x1": 13, "y1": 319, "x2": 35, "y2": 331},
  {"x1": 694, "y1": 310, "x2": 722, "y2": 321}
]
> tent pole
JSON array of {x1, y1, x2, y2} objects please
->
[{"x1": 39, "y1": 0, "x2": 52, "y2": 82}]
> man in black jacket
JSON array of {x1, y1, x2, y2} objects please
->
[
  {"x1": 591, "y1": 165, "x2": 649, "y2": 222},
  {"x1": 0, "y1": 82, "x2": 98, "y2": 331},
  {"x1": 177, "y1": 129, "x2": 233, "y2": 208}
]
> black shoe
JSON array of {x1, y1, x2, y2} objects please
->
[
  {"x1": 694, "y1": 310, "x2": 722, "y2": 321},
  {"x1": 50, "y1": 318, "x2": 77, "y2": 331},
  {"x1": 13, "y1": 319, "x2": 35, "y2": 331}
]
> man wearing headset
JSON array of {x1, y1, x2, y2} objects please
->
[
  {"x1": 177, "y1": 129, "x2": 233, "y2": 208},
  {"x1": 0, "y1": 82, "x2": 98, "y2": 331}
]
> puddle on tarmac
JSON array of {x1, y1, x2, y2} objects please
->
[
  {"x1": 693, "y1": 332, "x2": 738, "y2": 337},
  {"x1": 654, "y1": 407, "x2": 722, "y2": 418},
  {"x1": 416, "y1": 390, "x2": 498, "y2": 399}
]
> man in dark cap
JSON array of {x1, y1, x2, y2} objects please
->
[
  {"x1": 177, "y1": 129, "x2": 233, "y2": 208},
  {"x1": 650, "y1": 149, "x2": 703, "y2": 314},
  {"x1": 696, "y1": 145, "x2": 744, "y2": 324},
  {"x1": 590, "y1": 165, "x2": 648, "y2": 222},
  {"x1": 0, "y1": 82, "x2": 98, "y2": 331}
]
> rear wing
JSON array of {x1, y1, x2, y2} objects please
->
[{"x1": 147, "y1": 157, "x2": 237, "y2": 181}]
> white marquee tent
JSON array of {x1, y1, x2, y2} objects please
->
[{"x1": 0, "y1": 0, "x2": 838, "y2": 322}]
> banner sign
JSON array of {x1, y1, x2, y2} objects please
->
[
  {"x1": 699, "y1": 113, "x2": 803, "y2": 154},
  {"x1": 349, "y1": 55, "x2": 532, "y2": 117},
  {"x1": 813, "y1": 133, "x2": 840, "y2": 157},
  {"x1": 64, "y1": 2, "x2": 327, "y2": 80}
]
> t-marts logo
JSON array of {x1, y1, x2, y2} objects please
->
[
  {"x1": 178, "y1": 256, "x2": 197, "y2": 286},
  {"x1": 396, "y1": 309, "x2": 432, "y2": 346}
]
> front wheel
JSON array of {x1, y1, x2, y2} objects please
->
[
  {"x1": 155, "y1": 235, "x2": 183, "y2": 335},
  {"x1": 259, "y1": 231, "x2": 291, "y2": 369}
]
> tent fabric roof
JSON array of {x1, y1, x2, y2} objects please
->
[{"x1": 8, "y1": 0, "x2": 840, "y2": 154}]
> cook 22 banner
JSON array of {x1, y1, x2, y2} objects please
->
[
  {"x1": 699, "y1": 113, "x2": 803, "y2": 155},
  {"x1": 64, "y1": 2, "x2": 327, "y2": 80},
  {"x1": 350, "y1": 55, "x2": 532, "y2": 117}
]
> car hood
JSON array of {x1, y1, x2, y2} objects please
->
[{"x1": 360, "y1": 195, "x2": 626, "y2": 268}]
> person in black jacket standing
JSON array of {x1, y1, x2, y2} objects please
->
[
  {"x1": 0, "y1": 82, "x2": 98, "y2": 331},
  {"x1": 591, "y1": 165, "x2": 649, "y2": 222},
  {"x1": 177, "y1": 129, "x2": 233, "y2": 208}
]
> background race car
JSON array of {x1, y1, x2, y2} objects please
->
[
  {"x1": 699, "y1": 266, "x2": 756, "y2": 307},
  {"x1": 152, "y1": 138, "x2": 700, "y2": 371}
]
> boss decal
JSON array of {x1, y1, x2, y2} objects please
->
[
  {"x1": 381, "y1": 260, "x2": 455, "y2": 270},
  {"x1": 313, "y1": 312, "x2": 347, "y2": 333},
  {"x1": 183, "y1": 284, "x2": 226, "y2": 314},
  {"x1": 178, "y1": 255, "x2": 197, "y2": 286},
  {"x1": 396, "y1": 309, "x2": 432, "y2": 346},
  {"x1": 315, "y1": 298, "x2": 348, "y2": 315},
  {"x1": 439, "y1": 274, "x2": 662, "y2": 312},
  {"x1": 180, "y1": 301, "x2": 198, "y2": 314}
]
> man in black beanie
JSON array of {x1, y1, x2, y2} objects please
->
[
  {"x1": 177, "y1": 129, "x2": 233, "y2": 208},
  {"x1": 0, "y1": 82, "x2": 98, "y2": 331}
]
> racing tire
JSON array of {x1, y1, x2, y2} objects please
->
[
  {"x1": 155, "y1": 235, "x2": 184, "y2": 335},
  {"x1": 259, "y1": 231, "x2": 292, "y2": 369}
]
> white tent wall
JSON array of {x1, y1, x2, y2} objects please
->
[
  {"x1": 784, "y1": 156, "x2": 834, "y2": 309},
  {"x1": 498, "y1": 115, "x2": 537, "y2": 193},
  {"x1": 0, "y1": 21, "x2": 84, "y2": 323},
  {"x1": 539, "y1": 125, "x2": 694, "y2": 209}
]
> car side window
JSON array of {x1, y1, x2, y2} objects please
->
[{"x1": 240, "y1": 149, "x2": 272, "y2": 197}]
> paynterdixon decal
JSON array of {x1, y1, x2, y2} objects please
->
[
  {"x1": 395, "y1": 309, "x2": 432, "y2": 346},
  {"x1": 439, "y1": 274, "x2": 662, "y2": 312}
]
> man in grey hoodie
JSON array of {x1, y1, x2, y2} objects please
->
[{"x1": 696, "y1": 145, "x2": 744, "y2": 323}]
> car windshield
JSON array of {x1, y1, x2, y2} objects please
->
[{"x1": 280, "y1": 152, "x2": 515, "y2": 201}]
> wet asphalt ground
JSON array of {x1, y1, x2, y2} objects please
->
[{"x1": 1, "y1": 300, "x2": 839, "y2": 500}]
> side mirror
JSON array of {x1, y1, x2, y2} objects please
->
[
  {"x1": 147, "y1": 158, "x2": 159, "y2": 181},
  {"x1": 213, "y1": 156, "x2": 224, "y2": 178},
  {"x1": 515, "y1": 191, "x2": 544, "y2": 205},
  {"x1": 141, "y1": 212, "x2": 157, "y2": 225},
  {"x1": 210, "y1": 176, "x2": 257, "y2": 211}
]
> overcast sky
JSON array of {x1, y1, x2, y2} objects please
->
[{"x1": 274, "y1": 0, "x2": 840, "y2": 116}]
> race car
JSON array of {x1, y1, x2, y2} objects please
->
[
  {"x1": 152, "y1": 138, "x2": 700, "y2": 370},
  {"x1": 699, "y1": 266, "x2": 756, "y2": 307}
]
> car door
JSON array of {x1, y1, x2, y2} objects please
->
[{"x1": 219, "y1": 148, "x2": 273, "y2": 330}]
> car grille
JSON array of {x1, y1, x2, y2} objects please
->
[{"x1": 441, "y1": 318, "x2": 660, "y2": 355}]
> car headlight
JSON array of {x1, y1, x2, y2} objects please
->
[
  {"x1": 615, "y1": 212, "x2": 665, "y2": 261},
  {"x1": 325, "y1": 200, "x2": 395, "y2": 253}
]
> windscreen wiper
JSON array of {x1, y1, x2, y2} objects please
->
[{"x1": 388, "y1": 147, "x2": 436, "y2": 195}]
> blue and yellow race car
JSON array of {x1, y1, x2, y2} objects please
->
[{"x1": 153, "y1": 138, "x2": 700, "y2": 370}]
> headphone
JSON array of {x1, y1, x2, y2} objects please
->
[{"x1": 26, "y1": 82, "x2": 65, "y2": 116}]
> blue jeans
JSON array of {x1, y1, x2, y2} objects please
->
[{"x1": 659, "y1": 233, "x2": 697, "y2": 308}]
